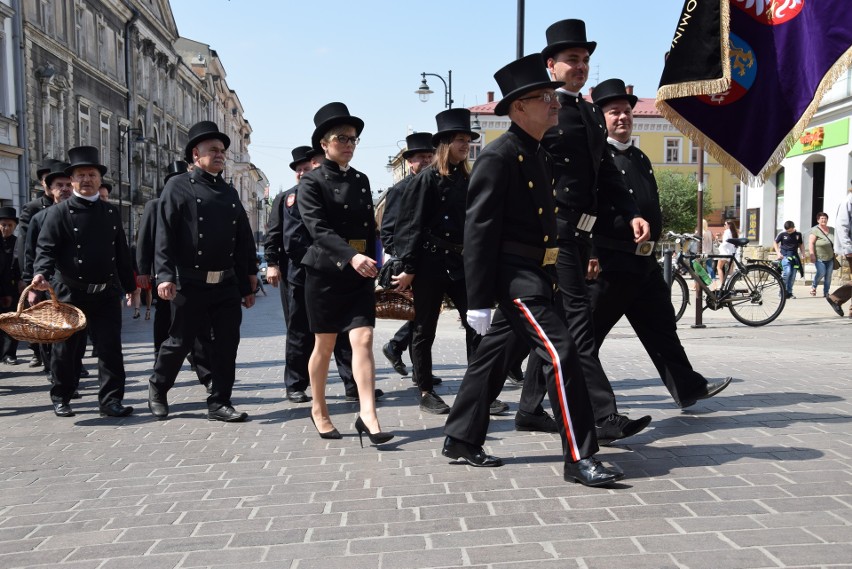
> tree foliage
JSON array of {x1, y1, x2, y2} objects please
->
[{"x1": 655, "y1": 170, "x2": 714, "y2": 234}]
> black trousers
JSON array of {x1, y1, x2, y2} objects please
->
[
  {"x1": 387, "y1": 321, "x2": 413, "y2": 354},
  {"x1": 153, "y1": 288, "x2": 213, "y2": 384},
  {"x1": 151, "y1": 281, "x2": 241, "y2": 410},
  {"x1": 522, "y1": 238, "x2": 617, "y2": 420},
  {"x1": 411, "y1": 256, "x2": 476, "y2": 392},
  {"x1": 444, "y1": 293, "x2": 598, "y2": 462},
  {"x1": 50, "y1": 289, "x2": 126, "y2": 406},
  {"x1": 282, "y1": 281, "x2": 355, "y2": 392},
  {"x1": 0, "y1": 304, "x2": 18, "y2": 359},
  {"x1": 588, "y1": 267, "x2": 708, "y2": 405}
]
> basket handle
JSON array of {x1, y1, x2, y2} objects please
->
[{"x1": 17, "y1": 282, "x2": 59, "y2": 315}]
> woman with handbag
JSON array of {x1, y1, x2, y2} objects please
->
[
  {"x1": 392, "y1": 109, "x2": 480, "y2": 415},
  {"x1": 297, "y1": 102, "x2": 392, "y2": 446},
  {"x1": 808, "y1": 212, "x2": 836, "y2": 297}
]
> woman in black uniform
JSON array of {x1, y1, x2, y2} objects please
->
[
  {"x1": 392, "y1": 109, "x2": 479, "y2": 414},
  {"x1": 298, "y1": 102, "x2": 392, "y2": 446}
]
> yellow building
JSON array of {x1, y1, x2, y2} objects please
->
[{"x1": 466, "y1": 89, "x2": 743, "y2": 224}]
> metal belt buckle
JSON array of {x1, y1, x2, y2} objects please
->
[
  {"x1": 542, "y1": 247, "x2": 559, "y2": 266},
  {"x1": 205, "y1": 270, "x2": 225, "y2": 284},
  {"x1": 348, "y1": 239, "x2": 367, "y2": 253},
  {"x1": 635, "y1": 241, "x2": 655, "y2": 256},
  {"x1": 86, "y1": 283, "x2": 107, "y2": 293},
  {"x1": 577, "y1": 213, "x2": 597, "y2": 233}
]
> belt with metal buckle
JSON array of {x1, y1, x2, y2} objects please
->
[
  {"x1": 593, "y1": 234, "x2": 657, "y2": 257},
  {"x1": 348, "y1": 239, "x2": 367, "y2": 253},
  {"x1": 58, "y1": 273, "x2": 109, "y2": 293},
  {"x1": 502, "y1": 241, "x2": 559, "y2": 266},
  {"x1": 177, "y1": 267, "x2": 235, "y2": 284},
  {"x1": 424, "y1": 233, "x2": 463, "y2": 255}
]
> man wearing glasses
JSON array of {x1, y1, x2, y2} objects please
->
[{"x1": 148, "y1": 121, "x2": 257, "y2": 422}]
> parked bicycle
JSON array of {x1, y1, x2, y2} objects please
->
[{"x1": 665, "y1": 232, "x2": 786, "y2": 326}]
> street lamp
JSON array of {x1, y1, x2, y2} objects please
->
[
  {"x1": 415, "y1": 71, "x2": 453, "y2": 109},
  {"x1": 471, "y1": 114, "x2": 482, "y2": 131}
]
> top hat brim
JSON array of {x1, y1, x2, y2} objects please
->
[
  {"x1": 541, "y1": 41, "x2": 597, "y2": 62},
  {"x1": 402, "y1": 147, "x2": 434, "y2": 159},
  {"x1": 289, "y1": 155, "x2": 314, "y2": 171},
  {"x1": 44, "y1": 170, "x2": 72, "y2": 187},
  {"x1": 494, "y1": 80, "x2": 566, "y2": 116},
  {"x1": 164, "y1": 171, "x2": 187, "y2": 184},
  {"x1": 64, "y1": 163, "x2": 108, "y2": 176},
  {"x1": 593, "y1": 92, "x2": 638, "y2": 109},
  {"x1": 184, "y1": 132, "x2": 231, "y2": 163},
  {"x1": 431, "y1": 129, "x2": 480, "y2": 147},
  {"x1": 311, "y1": 116, "x2": 364, "y2": 151}
]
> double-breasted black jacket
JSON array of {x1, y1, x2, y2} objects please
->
[
  {"x1": 543, "y1": 91, "x2": 639, "y2": 239},
  {"x1": 33, "y1": 195, "x2": 136, "y2": 296},
  {"x1": 464, "y1": 123, "x2": 559, "y2": 309},
  {"x1": 297, "y1": 159, "x2": 375, "y2": 274},
  {"x1": 155, "y1": 169, "x2": 256, "y2": 296}
]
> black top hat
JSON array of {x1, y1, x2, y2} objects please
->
[
  {"x1": 591, "y1": 78, "x2": 638, "y2": 109},
  {"x1": 0, "y1": 207, "x2": 18, "y2": 222},
  {"x1": 164, "y1": 160, "x2": 188, "y2": 183},
  {"x1": 44, "y1": 162, "x2": 71, "y2": 188},
  {"x1": 100, "y1": 182, "x2": 112, "y2": 194},
  {"x1": 431, "y1": 109, "x2": 480, "y2": 146},
  {"x1": 184, "y1": 121, "x2": 231, "y2": 163},
  {"x1": 64, "y1": 146, "x2": 107, "y2": 176},
  {"x1": 311, "y1": 102, "x2": 365, "y2": 150},
  {"x1": 541, "y1": 19, "x2": 597, "y2": 61},
  {"x1": 493, "y1": 54, "x2": 566, "y2": 116},
  {"x1": 36, "y1": 158, "x2": 62, "y2": 180},
  {"x1": 289, "y1": 146, "x2": 316, "y2": 171},
  {"x1": 402, "y1": 132, "x2": 435, "y2": 159}
]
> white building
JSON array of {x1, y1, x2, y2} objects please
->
[
  {"x1": 744, "y1": 69, "x2": 852, "y2": 246},
  {"x1": 0, "y1": 0, "x2": 23, "y2": 209}
]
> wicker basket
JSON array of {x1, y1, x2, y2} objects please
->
[
  {"x1": 0, "y1": 283, "x2": 87, "y2": 344},
  {"x1": 375, "y1": 289, "x2": 415, "y2": 321}
]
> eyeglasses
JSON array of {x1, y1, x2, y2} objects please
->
[
  {"x1": 518, "y1": 92, "x2": 557, "y2": 103},
  {"x1": 332, "y1": 135, "x2": 360, "y2": 146}
]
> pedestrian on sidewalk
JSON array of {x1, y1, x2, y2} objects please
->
[
  {"x1": 775, "y1": 220, "x2": 805, "y2": 299},
  {"x1": 827, "y1": 185, "x2": 852, "y2": 317},
  {"x1": 808, "y1": 212, "x2": 836, "y2": 297}
]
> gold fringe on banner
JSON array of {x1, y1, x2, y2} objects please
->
[{"x1": 655, "y1": 0, "x2": 852, "y2": 185}]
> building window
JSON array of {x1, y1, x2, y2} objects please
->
[
  {"x1": 665, "y1": 138, "x2": 681, "y2": 163},
  {"x1": 78, "y1": 103, "x2": 90, "y2": 145},
  {"x1": 97, "y1": 19, "x2": 106, "y2": 70},
  {"x1": 100, "y1": 114, "x2": 111, "y2": 172},
  {"x1": 39, "y1": 0, "x2": 55, "y2": 36},
  {"x1": 775, "y1": 167, "x2": 785, "y2": 235},
  {"x1": 468, "y1": 143, "x2": 481, "y2": 162},
  {"x1": 116, "y1": 35, "x2": 124, "y2": 78},
  {"x1": 75, "y1": 6, "x2": 84, "y2": 57}
]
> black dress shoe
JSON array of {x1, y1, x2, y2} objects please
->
[
  {"x1": 28, "y1": 356, "x2": 43, "y2": 368},
  {"x1": 382, "y1": 343, "x2": 408, "y2": 375},
  {"x1": 70, "y1": 390, "x2": 82, "y2": 399},
  {"x1": 681, "y1": 376, "x2": 733, "y2": 409},
  {"x1": 3, "y1": 355, "x2": 17, "y2": 365},
  {"x1": 287, "y1": 390, "x2": 311, "y2": 403},
  {"x1": 515, "y1": 409, "x2": 558, "y2": 433},
  {"x1": 53, "y1": 402, "x2": 74, "y2": 417},
  {"x1": 345, "y1": 388, "x2": 384, "y2": 402},
  {"x1": 595, "y1": 413, "x2": 652, "y2": 445},
  {"x1": 827, "y1": 295, "x2": 845, "y2": 317},
  {"x1": 100, "y1": 402, "x2": 134, "y2": 417},
  {"x1": 78, "y1": 367, "x2": 90, "y2": 378},
  {"x1": 148, "y1": 383, "x2": 169, "y2": 419},
  {"x1": 564, "y1": 456, "x2": 624, "y2": 487},
  {"x1": 442, "y1": 437, "x2": 503, "y2": 467},
  {"x1": 506, "y1": 366, "x2": 524, "y2": 388},
  {"x1": 489, "y1": 399, "x2": 509, "y2": 415},
  {"x1": 208, "y1": 405, "x2": 248, "y2": 422},
  {"x1": 200, "y1": 378, "x2": 213, "y2": 395}
]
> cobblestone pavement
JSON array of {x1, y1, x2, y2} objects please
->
[{"x1": 0, "y1": 282, "x2": 850, "y2": 568}]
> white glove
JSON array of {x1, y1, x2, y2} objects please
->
[{"x1": 466, "y1": 308, "x2": 492, "y2": 336}]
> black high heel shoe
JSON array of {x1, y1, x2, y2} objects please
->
[
  {"x1": 354, "y1": 415, "x2": 394, "y2": 447},
  {"x1": 310, "y1": 415, "x2": 342, "y2": 440}
]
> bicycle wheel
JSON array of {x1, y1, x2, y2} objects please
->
[
  {"x1": 670, "y1": 272, "x2": 689, "y2": 322},
  {"x1": 726, "y1": 265, "x2": 786, "y2": 326}
]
